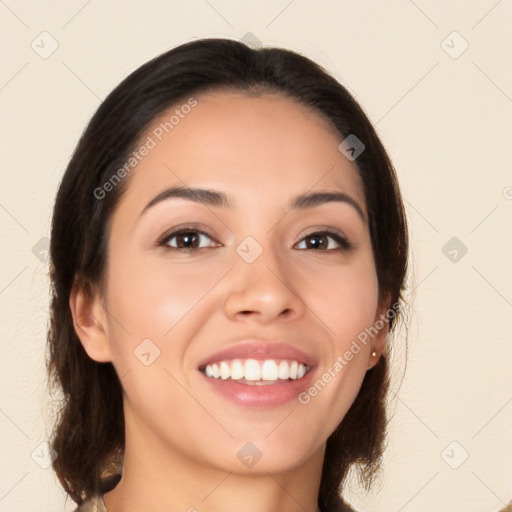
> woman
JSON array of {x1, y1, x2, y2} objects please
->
[{"x1": 47, "y1": 38, "x2": 408, "y2": 512}]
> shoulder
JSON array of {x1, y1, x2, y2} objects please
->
[{"x1": 72, "y1": 473, "x2": 122, "y2": 512}]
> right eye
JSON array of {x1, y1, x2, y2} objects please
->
[{"x1": 158, "y1": 227, "x2": 220, "y2": 252}]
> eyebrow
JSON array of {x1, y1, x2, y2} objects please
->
[{"x1": 139, "y1": 186, "x2": 366, "y2": 222}]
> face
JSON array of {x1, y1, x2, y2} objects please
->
[{"x1": 83, "y1": 92, "x2": 388, "y2": 475}]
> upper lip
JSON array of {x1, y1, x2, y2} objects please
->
[{"x1": 197, "y1": 340, "x2": 318, "y2": 369}]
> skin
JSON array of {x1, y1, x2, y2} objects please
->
[{"x1": 70, "y1": 92, "x2": 389, "y2": 512}]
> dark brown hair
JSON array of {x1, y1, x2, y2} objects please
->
[{"x1": 47, "y1": 37, "x2": 408, "y2": 510}]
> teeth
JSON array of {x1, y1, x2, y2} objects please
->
[
  {"x1": 220, "y1": 361, "x2": 230, "y2": 380},
  {"x1": 230, "y1": 360, "x2": 244, "y2": 380},
  {"x1": 203, "y1": 358, "x2": 310, "y2": 382},
  {"x1": 244, "y1": 359, "x2": 261, "y2": 381},
  {"x1": 262, "y1": 360, "x2": 278, "y2": 380},
  {"x1": 289, "y1": 361, "x2": 298, "y2": 379},
  {"x1": 277, "y1": 360, "x2": 289, "y2": 379}
]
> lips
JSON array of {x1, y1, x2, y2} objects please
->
[{"x1": 196, "y1": 340, "x2": 318, "y2": 369}]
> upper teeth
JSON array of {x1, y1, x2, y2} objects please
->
[{"x1": 204, "y1": 359, "x2": 309, "y2": 381}]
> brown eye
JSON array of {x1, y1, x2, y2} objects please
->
[
  {"x1": 295, "y1": 230, "x2": 352, "y2": 251},
  {"x1": 159, "y1": 228, "x2": 218, "y2": 252}
]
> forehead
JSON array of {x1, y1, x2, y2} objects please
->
[{"x1": 117, "y1": 91, "x2": 366, "y2": 215}]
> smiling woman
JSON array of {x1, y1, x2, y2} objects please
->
[{"x1": 46, "y1": 38, "x2": 409, "y2": 512}]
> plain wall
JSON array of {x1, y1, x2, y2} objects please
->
[{"x1": 0, "y1": 1, "x2": 511, "y2": 511}]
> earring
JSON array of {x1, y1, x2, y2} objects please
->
[{"x1": 371, "y1": 351, "x2": 377, "y2": 357}]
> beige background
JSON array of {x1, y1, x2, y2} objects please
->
[{"x1": 1, "y1": 1, "x2": 511, "y2": 511}]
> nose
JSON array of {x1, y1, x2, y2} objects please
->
[{"x1": 222, "y1": 243, "x2": 306, "y2": 325}]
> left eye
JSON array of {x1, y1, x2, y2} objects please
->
[{"x1": 295, "y1": 231, "x2": 351, "y2": 251}]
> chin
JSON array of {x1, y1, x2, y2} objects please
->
[{"x1": 198, "y1": 435, "x2": 322, "y2": 476}]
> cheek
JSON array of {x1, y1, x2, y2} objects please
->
[
  {"x1": 296, "y1": 254, "x2": 378, "y2": 416},
  {"x1": 328, "y1": 278, "x2": 379, "y2": 352},
  {"x1": 300, "y1": 254, "x2": 380, "y2": 347},
  {"x1": 106, "y1": 254, "x2": 229, "y2": 340},
  {"x1": 103, "y1": 256, "x2": 234, "y2": 388}
]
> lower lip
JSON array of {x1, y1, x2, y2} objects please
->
[{"x1": 199, "y1": 369, "x2": 316, "y2": 407}]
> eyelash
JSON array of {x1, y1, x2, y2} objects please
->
[{"x1": 157, "y1": 226, "x2": 354, "y2": 253}]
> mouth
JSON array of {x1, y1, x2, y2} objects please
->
[{"x1": 196, "y1": 341, "x2": 317, "y2": 407}]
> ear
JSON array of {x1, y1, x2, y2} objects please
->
[
  {"x1": 69, "y1": 278, "x2": 113, "y2": 363},
  {"x1": 367, "y1": 294, "x2": 392, "y2": 370}
]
